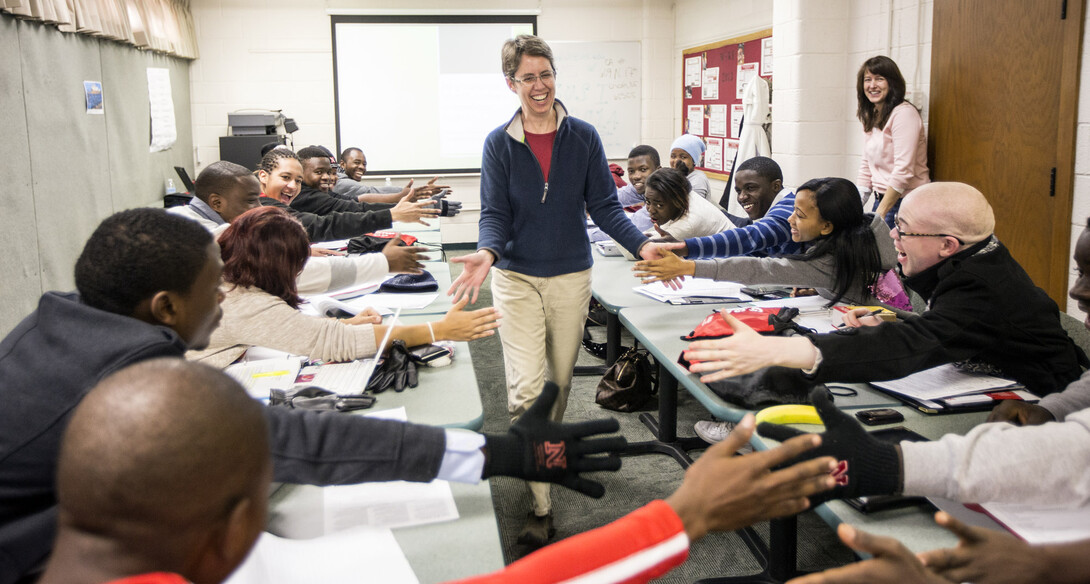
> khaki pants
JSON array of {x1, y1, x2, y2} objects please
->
[{"x1": 490, "y1": 267, "x2": 592, "y2": 516}]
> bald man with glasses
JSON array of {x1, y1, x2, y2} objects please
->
[{"x1": 682, "y1": 182, "x2": 1086, "y2": 400}]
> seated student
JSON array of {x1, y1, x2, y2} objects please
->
[
  {"x1": 0, "y1": 208, "x2": 625, "y2": 584},
  {"x1": 171, "y1": 161, "x2": 421, "y2": 295},
  {"x1": 641, "y1": 167, "x2": 735, "y2": 241},
  {"x1": 41, "y1": 358, "x2": 837, "y2": 584},
  {"x1": 256, "y1": 148, "x2": 411, "y2": 242},
  {"x1": 756, "y1": 387, "x2": 1090, "y2": 584},
  {"x1": 635, "y1": 176, "x2": 895, "y2": 306},
  {"x1": 588, "y1": 145, "x2": 659, "y2": 242},
  {"x1": 291, "y1": 146, "x2": 441, "y2": 224},
  {"x1": 682, "y1": 182, "x2": 1086, "y2": 399},
  {"x1": 335, "y1": 146, "x2": 450, "y2": 205},
  {"x1": 651, "y1": 156, "x2": 802, "y2": 260},
  {"x1": 188, "y1": 206, "x2": 500, "y2": 368},
  {"x1": 669, "y1": 134, "x2": 712, "y2": 201}
]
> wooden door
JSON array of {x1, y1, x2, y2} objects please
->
[{"x1": 929, "y1": 0, "x2": 1083, "y2": 303}]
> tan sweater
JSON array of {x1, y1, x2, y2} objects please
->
[{"x1": 187, "y1": 286, "x2": 378, "y2": 368}]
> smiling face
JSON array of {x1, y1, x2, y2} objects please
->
[
  {"x1": 258, "y1": 158, "x2": 303, "y2": 204},
  {"x1": 670, "y1": 149, "x2": 696, "y2": 174},
  {"x1": 507, "y1": 55, "x2": 555, "y2": 124},
  {"x1": 644, "y1": 186, "x2": 682, "y2": 225},
  {"x1": 1069, "y1": 229, "x2": 1090, "y2": 330},
  {"x1": 862, "y1": 69, "x2": 889, "y2": 105},
  {"x1": 627, "y1": 155, "x2": 658, "y2": 196},
  {"x1": 889, "y1": 196, "x2": 956, "y2": 277},
  {"x1": 301, "y1": 156, "x2": 336, "y2": 192},
  {"x1": 734, "y1": 169, "x2": 781, "y2": 220},
  {"x1": 787, "y1": 189, "x2": 834, "y2": 243},
  {"x1": 209, "y1": 175, "x2": 262, "y2": 224},
  {"x1": 341, "y1": 149, "x2": 367, "y2": 181}
]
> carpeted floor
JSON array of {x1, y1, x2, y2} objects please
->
[{"x1": 446, "y1": 250, "x2": 855, "y2": 581}]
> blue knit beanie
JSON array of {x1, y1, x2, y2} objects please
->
[{"x1": 670, "y1": 134, "x2": 706, "y2": 165}]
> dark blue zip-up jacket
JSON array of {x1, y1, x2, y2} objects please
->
[{"x1": 477, "y1": 101, "x2": 648, "y2": 277}]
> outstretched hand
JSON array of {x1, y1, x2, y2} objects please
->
[
  {"x1": 757, "y1": 387, "x2": 901, "y2": 503},
  {"x1": 448, "y1": 250, "x2": 494, "y2": 304},
  {"x1": 482, "y1": 382, "x2": 625, "y2": 498},
  {"x1": 632, "y1": 251, "x2": 695, "y2": 285},
  {"x1": 786, "y1": 523, "x2": 947, "y2": 584},
  {"x1": 390, "y1": 190, "x2": 442, "y2": 225},
  {"x1": 381, "y1": 235, "x2": 425, "y2": 274},
  {"x1": 666, "y1": 414, "x2": 835, "y2": 541},
  {"x1": 683, "y1": 312, "x2": 818, "y2": 382},
  {"x1": 918, "y1": 511, "x2": 1051, "y2": 584}
]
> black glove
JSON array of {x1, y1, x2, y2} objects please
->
[
  {"x1": 428, "y1": 192, "x2": 462, "y2": 217},
  {"x1": 482, "y1": 381, "x2": 625, "y2": 498},
  {"x1": 269, "y1": 386, "x2": 376, "y2": 412},
  {"x1": 366, "y1": 341, "x2": 418, "y2": 393},
  {"x1": 757, "y1": 387, "x2": 901, "y2": 503}
]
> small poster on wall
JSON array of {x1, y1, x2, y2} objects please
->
[
  {"x1": 708, "y1": 104, "x2": 728, "y2": 137},
  {"x1": 685, "y1": 56, "x2": 702, "y2": 87},
  {"x1": 724, "y1": 140, "x2": 740, "y2": 173},
  {"x1": 761, "y1": 37, "x2": 774, "y2": 76},
  {"x1": 686, "y1": 104, "x2": 704, "y2": 135},
  {"x1": 84, "y1": 81, "x2": 103, "y2": 114},
  {"x1": 147, "y1": 67, "x2": 177, "y2": 152},
  {"x1": 737, "y1": 63, "x2": 758, "y2": 99},
  {"x1": 705, "y1": 137, "x2": 723, "y2": 171},
  {"x1": 730, "y1": 104, "x2": 744, "y2": 139},
  {"x1": 701, "y1": 67, "x2": 719, "y2": 100}
]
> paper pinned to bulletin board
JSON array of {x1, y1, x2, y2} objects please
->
[{"x1": 680, "y1": 29, "x2": 772, "y2": 180}]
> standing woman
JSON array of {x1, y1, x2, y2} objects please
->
[
  {"x1": 857, "y1": 56, "x2": 930, "y2": 227},
  {"x1": 448, "y1": 34, "x2": 652, "y2": 546}
]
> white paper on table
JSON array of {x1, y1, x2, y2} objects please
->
[
  {"x1": 978, "y1": 501, "x2": 1090, "y2": 545},
  {"x1": 634, "y1": 278, "x2": 745, "y2": 301},
  {"x1": 760, "y1": 37, "x2": 773, "y2": 76},
  {"x1": 708, "y1": 104, "x2": 728, "y2": 137},
  {"x1": 365, "y1": 405, "x2": 408, "y2": 421},
  {"x1": 311, "y1": 239, "x2": 350, "y2": 250},
  {"x1": 684, "y1": 55, "x2": 702, "y2": 87},
  {"x1": 736, "y1": 62, "x2": 757, "y2": 99},
  {"x1": 870, "y1": 364, "x2": 1019, "y2": 402},
  {"x1": 225, "y1": 357, "x2": 304, "y2": 399},
  {"x1": 324, "y1": 479, "x2": 460, "y2": 533},
  {"x1": 340, "y1": 292, "x2": 440, "y2": 311},
  {"x1": 705, "y1": 138, "x2": 723, "y2": 171},
  {"x1": 730, "y1": 104, "x2": 744, "y2": 139},
  {"x1": 146, "y1": 67, "x2": 176, "y2": 152},
  {"x1": 224, "y1": 526, "x2": 418, "y2": 584},
  {"x1": 686, "y1": 104, "x2": 704, "y2": 135},
  {"x1": 701, "y1": 66, "x2": 719, "y2": 100}
]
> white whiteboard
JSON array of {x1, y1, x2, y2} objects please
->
[{"x1": 550, "y1": 41, "x2": 641, "y2": 158}]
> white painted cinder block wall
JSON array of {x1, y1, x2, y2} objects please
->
[{"x1": 187, "y1": 0, "x2": 676, "y2": 242}]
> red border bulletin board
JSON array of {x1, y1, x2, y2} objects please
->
[{"x1": 681, "y1": 29, "x2": 772, "y2": 181}]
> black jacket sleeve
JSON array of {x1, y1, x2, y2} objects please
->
[
  {"x1": 290, "y1": 187, "x2": 394, "y2": 215},
  {"x1": 264, "y1": 407, "x2": 446, "y2": 485}
]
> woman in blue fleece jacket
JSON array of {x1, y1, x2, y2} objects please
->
[{"x1": 448, "y1": 34, "x2": 653, "y2": 546}]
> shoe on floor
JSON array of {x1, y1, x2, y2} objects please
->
[
  {"x1": 694, "y1": 420, "x2": 733, "y2": 444},
  {"x1": 516, "y1": 512, "x2": 556, "y2": 547}
]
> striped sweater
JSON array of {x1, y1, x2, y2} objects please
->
[
  {"x1": 449, "y1": 500, "x2": 689, "y2": 584},
  {"x1": 683, "y1": 190, "x2": 801, "y2": 258}
]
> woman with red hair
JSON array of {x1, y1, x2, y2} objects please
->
[{"x1": 188, "y1": 207, "x2": 499, "y2": 368}]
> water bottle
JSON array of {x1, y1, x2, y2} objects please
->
[
  {"x1": 165, "y1": 179, "x2": 177, "y2": 195},
  {"x1": 385, "y1": 177, "x2": 392, "y2": 188}
]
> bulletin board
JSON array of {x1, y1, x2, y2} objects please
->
[{"x1": 680, "y1": 29, "x2": 772, "y2": 181}]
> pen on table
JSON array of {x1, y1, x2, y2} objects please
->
[{"x1": 834, "y1": 309, "x2": 885, "y2": 329}]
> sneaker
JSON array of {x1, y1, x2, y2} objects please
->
[
  {"x1": 516, "y1": 512, "x2": 556, "y2": 547},
  {"x1": 694, "y1": 420, "x2": 755, "y2": 454},
  {"x1": 694, "y1": 420, "x2": 734, "y2": 444}
]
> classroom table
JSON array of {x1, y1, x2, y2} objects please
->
[
  {"x1": 587, "y1": 251, "x2": 663, "y2": 368},
  {"x1": 616, "y1": 303, "x2": 901, "y2": 467},
  {"x1": 265, "y1": 311, "x2": 503, "y2": 583}
]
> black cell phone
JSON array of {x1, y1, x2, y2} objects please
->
[
  {"x1": 844, "y1": 426, "x2": 930, "y2": 513},
  {"x1": 855, "y1": 408, "x2": 905, "y2": 426}
]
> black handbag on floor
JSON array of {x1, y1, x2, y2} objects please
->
[{"x1": 595, "y1": 344, "x2": 657, "y2": 412}]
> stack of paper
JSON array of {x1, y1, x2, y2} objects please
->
[
  {"x1": 870, "y1": 364, "x2": 1021, "y2": 403},
  {"x1": 979, "y1": 501, "x2": 1090, "y2": 545},
  {"x1": 634, "y1": 279, "x2": 749, "y2": 303},
  {"x1": 224, "y1": 357, "x2": 305, "y2": 400}
]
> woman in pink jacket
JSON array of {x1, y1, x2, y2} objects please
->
[{"x1": 856, "y1": 56, "x2": 930, "y2": 228}]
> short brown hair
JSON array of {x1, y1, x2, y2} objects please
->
[{"x1": 501, "y1": 34, "x2": 555, "y2": 79}]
